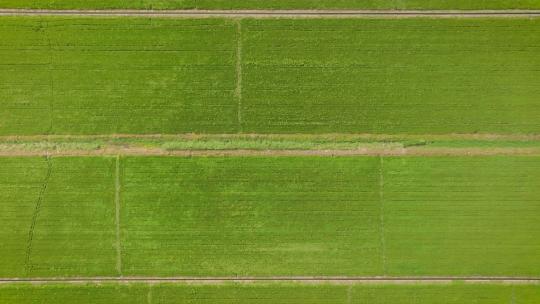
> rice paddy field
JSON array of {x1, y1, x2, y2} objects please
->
[
  {"x1": 1, "y1": 0, "x2": 540, "y2": 10},
  {"x1": 1, "y1": 17, "x2": 540, "y2": 135},
  {"x1": 1, "y1": 156, "x2": 539, "y2": 278},
  {"x1": 1, "y1": 283, "x2": 540, "y2": 303},
  {"x1": 1, "y1": 5, "x2": 540, "y2": 304}
]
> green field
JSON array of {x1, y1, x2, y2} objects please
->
[
  {"x1": 1, "y1": 283, "x2": 539, "y2": 303},
  {"x1": 1, "y1": 156, "x2": 539, "y2": 277},
  {"x1": 1, "y1": 0, "x2": 540, "y2": 9},
  {"x1": 0, "y1": 157, "x2": 116, "y2": 277},
  {"x1": 1, "y1": 4, "x2": 539, "y2": 302},
  {"x1": 1, "y1": 17, "x2": 540, "y2": 135},
  {"x1": 0, "y1": 17, "x2": 238, "y2": 135}
]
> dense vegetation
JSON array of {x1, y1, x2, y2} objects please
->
[
  {"x1": 2, "y1": 156, "x2": 539, "y2": 277},
  {"x1": 1, "y1": 17, "x2": 540, "y2": 135},
  {"x1": 1, "y1": 283, "x2": 539, "y2": 303}
]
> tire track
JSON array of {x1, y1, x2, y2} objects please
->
[{"x1": 24, "y1": 156, "x2": 53, "y2": 275}]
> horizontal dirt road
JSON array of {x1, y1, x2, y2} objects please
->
[
  {"x1": 1, "y1": 147, "x2": 540, "y2": 157},
  {"x1": 1, "y1": 9, "x2": 540, "y2": 18}
]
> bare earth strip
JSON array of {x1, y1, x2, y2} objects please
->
[
  {"x1": 1, "y1": 147, "x2": 540, "y2": 157},
  {"x1": 1, "y1": 134, "x2": 540, "y2": 156},
  {"x1": 0, "y1": 277, "x2": 539, "y2": 285},
  {"x1": 0, "y1": 9, "x2": 540, "y2": 18}
]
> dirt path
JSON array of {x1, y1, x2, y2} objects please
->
[
  {"x1": 1, "y1": 147, "x2": 540, "y2": 157},
  {"x1": 0, "y1": 9, "x2": 539, "y2": 18},
  {"x1": 0, "y1": 276, "x2": 539, "y2": 285}
]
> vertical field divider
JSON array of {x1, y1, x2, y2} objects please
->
[
  {"x1": 378, "y1": 156, "x2": 387, "y2": 275},
  {"x1": 235, "y1": 19, "x2": 243, "y2": 133},
  {"x1": 115, "y1": 155, "x2": 122, "y2": 277}
]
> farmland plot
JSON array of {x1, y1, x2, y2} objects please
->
[
  {"x1": 383, "y1": 156, "x2": 540, "y2": 276},
  {"x1": 120, "y1": 156, "x2": 540, "y2": 276},
  {"x1": 0, "y1": 284, "x2": 147, "y2": 304},
  {"x1": 2, "y1": 17, "x2": 540, "y2": 135},
  {"x1": 0, "y1": 157, "x2": 117, "y2": 277},
  {"x1": 1, "y1": 156, "x2": 539, "y2": 277},
  {"x1": 1, "y1": 0, "x2": 539, "y2": 10},
  {"x1": 1, "y1": 283, "x2": 539, "y2": 303},
  {"x1": 0, "y1": 17, "x2": 237, "y2": 135},
  {"x1": 120, "y1": 156, "x2": 383, "y2": 276},
  {"x1": 241, "y1": 18, "x2": 540, "y2": 134}
]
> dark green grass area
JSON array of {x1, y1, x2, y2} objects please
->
[
  {"x1": 0, "y1": 283, "x2": 539, "y2": 303},
  {"x1": 0, "y1": 157, "x2": 117, "y2": 277},
  {"x1": 1, "y1": 156, "x2": 539, "y2": 277},
  {"x1": 242, "y1": 18, "x2": 540, "y2": 134},
  {"x1": 1, "y1": 17, "x2": 540, "y2": 135},
  {"x1": 1, "y1": 0, "x2": 540, "y2": 9}
]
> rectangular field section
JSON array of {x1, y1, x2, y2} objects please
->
[
  {"x1": 120, "y1": 156, "x2": 540, "y2": 276},
  {"x1": 1, "y1": 17, "x2": 540, "y2": 135},
  {"x1": 0, "y1": 157, "x2": 116, "y2": 277},
  {"x1": 120, "y1": 157, "x2": 383, "y2": 276},
  {"x1": 1, "y1": 283, "x2": 539, "y2": 303},
  {"x1": 0, "y1": 17, "x2": 237, "y2": 135},
  {"x1": 0, "y1": 156, "x2": 539, "y2": 277},
  {"x1": 383, "y1": 156, "x2": 540, "y2": 276},
  {"x1": 242, "y1": 18, "x2": 540, "y2": 133}
]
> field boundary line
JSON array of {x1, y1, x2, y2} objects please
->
[
  {"x1": 147, "y1": 285, "x2": 153, "y2": 304},
  {"x1": 235, "y1": 19, "x2": 243, "y2": 132},
  {"x1": 43, "y1": 19, "x2": 55, "y2": 135},
  {"x1": 0, "y1": 277, "x2": 539, "y2": 285},
  {"x1": 0, "y1": 9, "x2": 540, "y2": 18},
  {"x1": 1, "y1": 133, "x2": 540, "y2": 141},
  {"x1": 115, "y1": 155, "x2": 123, "y2": 277},
  {"x1": 24, "y1": 156, "x2": 52, "y2": 275},
  {"x1": 378, "y1": 156, "x2": 387, "y2": 275}
]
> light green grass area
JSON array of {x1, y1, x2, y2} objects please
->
[
  {"x1": 1, "y1": 17, "x2": 540, "y2": 135},
  {"x1": 1, "y1": 156, "x2": 539, "y2": 277},
  {"x1": 1, "y1": 0, "x2": 540, "y2": 9},
  {"x1": 0, "y1": 17, "x2": 237, "y2": 135},
  {"x1": 384, "y1": 156, "x2": 540, "y2": 276},
  {"x1": 120, "y1": 157, "x2": 382, "y2": 276},
  {"x1": 0, "y1": 283, "x2": 539, "y2": 303},
  {"x1": 0, "y1": 157, "x2": 116, "y2": 277},
  {"x1": 121, "y1": 156, "x2": 540, "y2": 276},
  {"x1": 0, "y1": 284, "x2": 147, "y2": 304}
]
